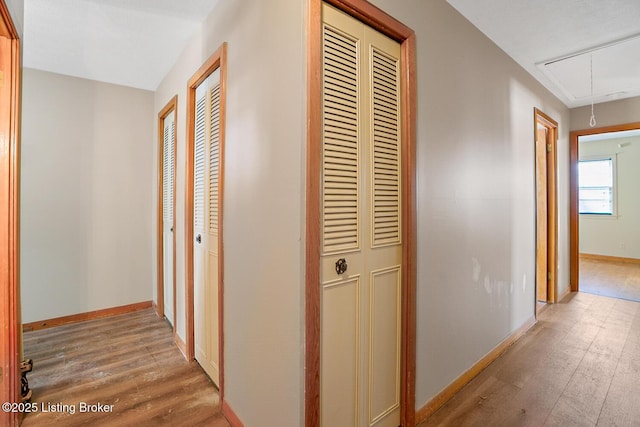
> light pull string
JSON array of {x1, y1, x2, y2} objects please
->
[{"x1": 590, "y1": 53, "x2": 597, "y2": 127}]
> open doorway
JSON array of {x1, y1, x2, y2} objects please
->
[
  {"x1": 534, "y1": 108, "x2": 558, "y2": 313},
  {"x1": 571, "y1": 123, "x2": 640, "y2": 301}
]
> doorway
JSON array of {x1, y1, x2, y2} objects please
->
[
  {"x1": 534, "y1": 108, "x2": 558, "y2": 310},
  {"x1": 305, "y1": 1, "x2": 416, "y2": 426},
  {"x1": 157, "y1": 96, "x2": 177, "y2": 328},
  {"x1": 569, "y1": 122, "x2": 640, "y2": 296},
  {"x1": 185, "y1": 44, "x2": 227, "y2": 393},
  {"x1": 0, "y1": 1, "x2": 21, "y2": 425}
]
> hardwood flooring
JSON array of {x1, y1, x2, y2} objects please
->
[
  {"x1": 580, "y1": 257, "x2": 640, "y2": 302},
  {"x1": 21, "y1": 309, "x2": 229, "y2": 427},
  {"x1": 419, "y1": 291, "x2": 640, "y2": 427}
]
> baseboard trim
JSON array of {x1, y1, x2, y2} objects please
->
[
  {"x1": 415, "y1": 315, "x2": 536, "y2": 424},
  {"x1": 222, "y1": 400, "x2": 244, "y2": 427},
  {"x1": 175, "y1": 333, "x2": 188, "y2": 360},
  {"x1": 580, "y1": 253, "x2": 640, "y2": 265},
  {"x1": 22, "y1": 301, "x2": 152, "y2": 332},
  {"x1": 557, "y1": 286, "x2": 572, "y2": 302}
]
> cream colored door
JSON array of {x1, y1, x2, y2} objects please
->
[
  {"x1": 163, "y1": 110, "x2": 175, "y2": 326},
  {"x1": 320, "y1": 4, "x2": 402, "y2": 427},
  {"x1": 536, "y1": 126, "x2": 548, "y2": 303},
  {"x1": 194, "y1": 69, "x2": 221, "y2": 385}
]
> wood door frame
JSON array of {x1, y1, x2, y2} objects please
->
[
  {"x1": 0, "y1": 1, "x2": 21, "y2": 425},
  {"x1": 534, "y1": 108, "x2": 558, "y2": 305},
  {"x1": 569, "y1": 121, "x2": 640, "y2": 292},
  {"x1": 305, "y1": 1, "x2": 416, "y2": 425},
  {"x1": 185, "y1": 43, "x2": 227, "y2": 399},
  {"x1": 156, "y1": 96, "x2": 177, "y2": 330}
]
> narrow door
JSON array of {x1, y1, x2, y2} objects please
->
[
  {"x1": 193, "y1": 70, "x2": 221, "y2": 385},
  {"x1": 162, "y1": 110, "x2": 175, "y2": 325},
  {"x1": 536, "y1": 126, "x2": 548, "y2": 302},
  {"x1": 320, "y1": 4, "x2": 402, "y2": 426}
]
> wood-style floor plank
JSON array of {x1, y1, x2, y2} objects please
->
[
  {"x1": 21, "y1": 309, "x2": 229, "y2": 427},
  {"x1": 419, "y1": 292, "x2": 640, "y2": 427}
]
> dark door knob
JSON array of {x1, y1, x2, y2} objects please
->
[
  {"x1": 196, "y1": 234, "x2": 202, "y2": 244},
  {"x1": 335, "y1": 258, "x2": 347, "y2": 275}
]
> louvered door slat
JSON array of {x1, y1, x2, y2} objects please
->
[
  {"x1": 209, "y1": 83, "x2": 221, "y2": 234},
  {"x1": 371, "y1": 48, "x2": 400, "y2": 247},
  {"x1": 322, "y1": 24, "x2": 360, "y2": 254},
  {"x1": 194, "y1": 95, "x2": 206, "y2": 230}
]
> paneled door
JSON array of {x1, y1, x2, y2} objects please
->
[
  {"x1": 193, "y1": 69, "x2": 221, "y2": 385},
  {"x1": 162, "y1": 110, "x2": 175, "y2": 325},
  {"x1": 320, "y1": 4, "x2": 402, "y2": 426},
  {"x1": 536, "y1": 126, "x2": 548, "y2": 303}
]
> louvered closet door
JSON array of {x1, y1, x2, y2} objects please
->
[
  {"x1": 193, "y1": 69, "x2": 221, "y2": 386},
  {"x1": 320, "y1": 4, "x2": 402, "y2": 427},
  {"x1": 163, "y1": 110, "x2": 176, "y2": 326}
]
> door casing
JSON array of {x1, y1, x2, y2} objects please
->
[
  {"x1": 534, "y1": 108, "x2": 558, "y2": 306},
  {"x1": 569, "y1": 121, "x2": 640, "y2": 292},
  {"x1": 185, "y1": 43, "x2": 227, "y2": 399},
  {"x1": 0, "y1": 1, "x2": 21, "y2": 425},
  {"x1": 157, "y1": 95, "x2": 177, "y2": 329},
  {"x1": 305, "y1": 1, "x2": 416, "y2": 425}
]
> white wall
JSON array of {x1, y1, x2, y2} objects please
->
[
  {"x1": 20, "y1": 68, "x2": 155, "y2": 323},
  {"x1": 368, "y1": 0, "x2": 571, "y2": 410},
  {"x1": 571, "y1": 96, "x2": 640, "y2": 130},
  {"x1": 153, "y1": 0, "x2": 305, "y2": 425},
  {"x1": 579, "y1": 135, "x2": 640, "y2": 259}
]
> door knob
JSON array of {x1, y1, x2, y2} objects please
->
[
  {"x1": 196, "y1": 234, "x2": 201, "y2": 243},
  {"x1": 335, "y1": 258, "x2": 347, "y2": 275}
]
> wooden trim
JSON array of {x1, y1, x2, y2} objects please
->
[
  {"x1": 580, "y1": 253, "x2": 640, "y2": 265},
  {"x1": 0, "y1": 3, "x2": 20, "y2": 424},
  {"x1": 415, "y1": 315, "x2": 536, "y2": 424},
  {"x1": 569, "y1": 122, "x2": 640, "y2": 292},
  {"x1": 534, "y1": 108, "x2": 558, "y2": 304},
  {"x1": 305, "y1": 2, "x2": 416, "y2": 426},
  {"x1": 21, "y1": 301, "x2": 152, "y2": 332},
  {"x1": 174, "y1": 333, "x2": 187, "y2": 360},
  {"x1": 156, "y1": 95, "x2": 178, "y2": 322},
  {"x1": 185, "y1": 43, "x2": 227, "y2": 402},
  {"x1": 222, "y1": 400, "x2": 245, "y2": 427}
]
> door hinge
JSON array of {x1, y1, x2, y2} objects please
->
[
  {"x1": 546, "y1": 143, "x2": 552, "y2": 153},
  {"x1": 548, "y1": 271, "x2": 552, "y2": 281}
]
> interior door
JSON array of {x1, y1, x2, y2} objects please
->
[
  {"x1": 162, "y1": 110, "x2": 175, "y2": 325},
  {"x1": 536, "y1": 126, "x2": 548, "y2": 302},
  {"x1": 194, "y1": 70, "x2": 221, "y2": 385},
  {"x1": 320, "y1": 4, "x2": 402, "y2": 426}
]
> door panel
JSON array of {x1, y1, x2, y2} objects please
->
[
  {"x1": 536, "y1": 127, "x2": 548, "y2": 302},
  {"x1": 194, "y1": 70, "x2": 221, "y2": 385},
  {"x1": 321, "y1": 4, "x2": 401, "y2": 426},
  {"x1": 162, "y1": 111, "x2": 175, "y2": 325}
]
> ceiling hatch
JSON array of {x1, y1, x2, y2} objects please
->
[{"x1": 538, "y1": 34, "x2": 640, "y2": 105}]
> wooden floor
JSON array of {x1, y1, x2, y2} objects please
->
[
  {"x1": 419, "y1": 291, "x2": 640, "y2": 426},
  {"x1": 21, "y1": 309, "x2": 230, "y2": 427},
  {"x1": 580, "y1": 257, "x2": 640, "y2": 302}
]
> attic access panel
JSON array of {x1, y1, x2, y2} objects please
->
[{"x1": 538, "y1": 34, "x2": 640, "y2": 104}]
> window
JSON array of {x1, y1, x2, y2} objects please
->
[{"x1": 578, "y1": 158, "x2": 614, "y2": 215}]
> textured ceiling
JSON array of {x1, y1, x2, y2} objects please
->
[
  {"x1": 24, "y1": 0, "x2": 220, "y2": 91},
  {"x1": 447, "y1": 0, "x2": 640, "y2": 108}
]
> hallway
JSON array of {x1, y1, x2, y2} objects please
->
[{"x1": 420, "y1": 292, "x2": 640, "y2": 426}]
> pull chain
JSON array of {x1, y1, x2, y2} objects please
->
[{"x1": 590, "y1": 54, "x2": 597, "y2": 127}]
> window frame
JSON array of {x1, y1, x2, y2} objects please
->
[{"x1": 578, "y1": 155, "x2": 617, "y2": 217}]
